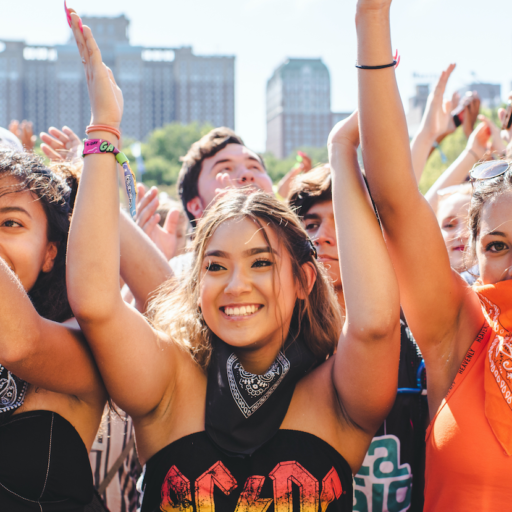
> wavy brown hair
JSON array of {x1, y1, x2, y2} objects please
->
[
  {"x1": 0, "y1": 150, "x2": 80, "y2": 322},
  {"x1": 147, "y1": 189, "x2": 342, "y2": 370},
  {"x1": 467, "y1": 160, "x2": 512, "y2": 269}
]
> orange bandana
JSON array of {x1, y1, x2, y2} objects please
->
[{"x1": 475, "y1": 280, "x2": 512, "y2": 455}]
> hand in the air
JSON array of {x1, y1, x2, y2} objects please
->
[
  {"x1": 69, "y1": 9, "x2": 123, "y2": 129},
  {"x1": 328, "y1": 111, "x2": 360, "y2": 149},
  {"x1": 40, "y1": 126, "x2": 82, "y2": 161},
  {"x1": 136, "y1": 184, "x2": 182, "y2": 261},
  {"x1": 421, "y1": 64, "x2": 456, "y2": 140},
  {"x1": 9, "y1": 120, "x2": 36, "y2": 151}
]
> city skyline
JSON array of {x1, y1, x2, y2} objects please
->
[
  {"x1": 1, "y1": 0, "x2": 511, "y2": 152},
  {"x1": 0, "y1": 15, "x2": 234, "y2": 140}
]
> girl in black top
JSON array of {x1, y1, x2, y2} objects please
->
[
  {"x1": 0, "y1": 152, "x2": 105, "y2": 511},
  {"x1": 67, "y1": 12, "x2": 402, "y2": 512}
]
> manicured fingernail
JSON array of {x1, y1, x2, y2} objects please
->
[
  {"x1": 78, "y1": 18, "x2": 83, "y2": 34},
  {"x1": 64, "y1": 0, "x2": 72, "y2": 28}
]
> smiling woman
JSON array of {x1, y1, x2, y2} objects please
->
[
  {"x1": 66, "y1": 10, "x2": 402, "y2": 512},
  {"x1": 149, "y1": 191, "x2": 340, "y2": 372}
]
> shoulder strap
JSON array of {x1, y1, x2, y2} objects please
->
[{"x1": 97, "y1": 436, "x2": 135, "y2": 495}]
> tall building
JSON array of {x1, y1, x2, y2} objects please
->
[
  {"x1": 266, "y1": 58, "x2": 332, "y2": 158},
  {"x1": 0, "y1": 15, "x2": 235, "y2": 139}
]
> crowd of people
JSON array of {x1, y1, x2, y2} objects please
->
[{"x1": 1, "y1": 1, "x2": 512, "y2": 511}]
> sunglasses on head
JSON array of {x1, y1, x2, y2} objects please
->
[{"x1": 469, "y1": 160, "x2": 512, "y2": 181}]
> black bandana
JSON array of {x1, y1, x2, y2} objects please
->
[
  {"x1": 205, "y1": 335, "x2": 322, "y2": 457},
  {"x1": 0, "y1": 364, "x2": 28, "y2": 415}
]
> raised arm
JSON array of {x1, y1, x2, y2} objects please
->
[
  {"x1": 329, "y1": 112, "x2": 400, "y2": 434},
  {"x1": 119, "y1": 209, "x2": 173, "y2": 312},
  {"x1": 66, "y1": 12, "x2": 179, "y2": 418},
  {"x1": 0, "y1": 258, "x2": 104, "y2": 402},
  {"x1": 425, "y1": 119, "x2": 495, "y2": 211},
  {"x1": 410, "y1": 63, "x2": 456, "y2": 182},
  {"x1": 355, "y1": 0, "x2": 482, "y2": 369}
]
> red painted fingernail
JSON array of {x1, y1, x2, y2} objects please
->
[
  {"x1": 64, "y1": 0, "x2": 72, "y2": 28},
  {"x1": 78, "y1": 18, "x2": 83, "y2": 34}
]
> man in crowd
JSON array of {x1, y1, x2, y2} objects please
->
[{"x1": 135, "y1": 127, "x2": 275, "y2": 268}]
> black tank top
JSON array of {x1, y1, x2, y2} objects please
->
[
  {"x1": 0, "y1": 410, "x2": 94, "y2": 511},
  {"x1": 141, "y1": 429, "x2": 353, "y2": 511}
]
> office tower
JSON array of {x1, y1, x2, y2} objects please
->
[
  {"x1": 266, "y1": 58, "x2": 332, "y2": 159},
  {"x1": 0, "y1": 15, "x2": 235, "y2": 139}
]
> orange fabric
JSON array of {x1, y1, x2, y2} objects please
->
[
  {"x1": 476, "y1": 280, "x2": 512, "y2": 455},
  {"x1": 425, "y1": 312, "x2": 512, "y2": 510}
]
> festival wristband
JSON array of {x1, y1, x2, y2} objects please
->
[{"x1": 83, "y1": 139, "x2": 137, "y2": 218}]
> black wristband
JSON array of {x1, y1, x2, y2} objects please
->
[{"x1": 355, "y1": 60, "x2": 397, "y2": 70}]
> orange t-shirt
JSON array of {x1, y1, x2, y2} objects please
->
[{"x1": 424, "y1": 323, "x2": 512, "y2": 510}]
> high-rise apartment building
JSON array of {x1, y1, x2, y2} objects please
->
[
  {"x1": 266, "y1": 58, "x2": 332, "y2": 158},
  {"x1": 0, "y1": 15, "x2": 234, "y2": 139}
]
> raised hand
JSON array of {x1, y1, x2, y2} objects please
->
[
  {"x1": 462, "y1": 92, "x2": 481, "y2": 139},
  {"x1": 135, "y1": 185, "x2": 182, "y2": 261},
  {"x1": 9, "y1": 120, "x2": 36, "y2": 151},
  {"x1": 69, "y1": 10, "x2": 123, "y2": 130},
  {"x1": 421, "y1": 64, "x2": 456, "y2": 140},
  {"x1": 328, "y1": 111, "x2": 360, "y2": 150},
  {"x1": 40, "y1": 126, "x2": 82, "y2": 161}
]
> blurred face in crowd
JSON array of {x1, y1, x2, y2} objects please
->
[
  {"x1": 199, "y1": 216, "x2": 306, "y2": 374},
  {"x1": 437, "y1": 192, "x2": 471, "y2": 273},
  {"x1": 475, "y1": 190, "x2": 512, "y2": 285},
  {"x1": 0, "y1": 175, "x2": 57, "y2": 291},
  {"x1": 303, "y1": 200, "x2": 341, "y2": 291},
  {"x1": 188, "y1": 144, "x2": 274, "y2": 219}
]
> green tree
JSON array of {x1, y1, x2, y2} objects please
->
[{"x1": 129, "y1": 122, "x2": 214, "y2": 187}]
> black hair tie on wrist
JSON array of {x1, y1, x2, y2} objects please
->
[{"x1": 355, "y1": 60, "x2": 397, "y2": 70}]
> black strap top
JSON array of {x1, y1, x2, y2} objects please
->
[
  {"x1": 0, "y1": 410, "x2": 93, "y2": 511},
  {"x1": 141, "y1": 429, "x2": 353, "y2": 512}
]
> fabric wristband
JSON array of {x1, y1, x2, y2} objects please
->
[{"x1": 83, "y1": 139, "x2": 137, "y2": 218}]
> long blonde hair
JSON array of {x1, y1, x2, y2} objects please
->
[{"x1": 147, "y1": 190, "x2": 342, "y2": 369}]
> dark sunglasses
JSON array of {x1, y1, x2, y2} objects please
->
[{"x1": 469, "y1": 160, "x2": 512, "y2": 181}]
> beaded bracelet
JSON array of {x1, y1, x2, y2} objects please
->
[{"x1": 83, "y1": 139, "x2": 137, "y2": 218}]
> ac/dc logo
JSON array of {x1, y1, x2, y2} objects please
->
[{"x1": 160, "y1": 461, "x2": 345, "y2": 511}]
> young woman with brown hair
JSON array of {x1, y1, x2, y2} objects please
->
[
  {"x1": 354, "y1": 0, "x2": 512, "y2": 508},
  {"x1": 66, "y1": 11, "x2": 402, "y2": 511}
]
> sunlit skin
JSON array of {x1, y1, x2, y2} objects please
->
[
  {"x1": 199, "y1": 217, "x2": 315, "y2": 375},
  {"x1": 187, "y1": 144, "x2": 274, "y2": 219},
  {"x1": 436, "y1": 192, "x2": 471, "y2": 273},
  {"x1": 303, "y1": 201, "x2": 344, "y2": 313},
  {"x1": 0, "y1": 176, "x2": 58, "y2": 290},
  {"x1": 476, "y1": 190, "x2": 512, "y2": 285}
]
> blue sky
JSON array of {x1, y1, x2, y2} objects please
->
[{"x1": 1, "y1": 0, "x2": 511, "y2": 151}]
